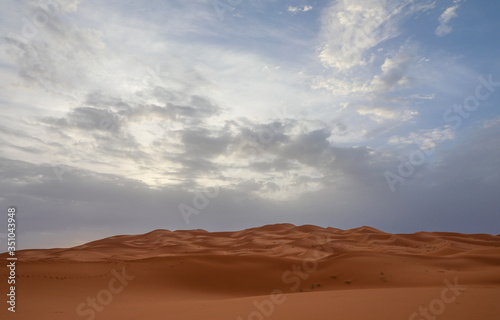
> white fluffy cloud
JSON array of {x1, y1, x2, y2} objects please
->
[
  {"x1": 318, "y1": 0, "x2": 400, "y2": 71},
  {"x1": 287, "y1": 5, "x2": 312, "y2": 14},
  {"x1": 312, "y1": 1, "x2": 440, "y2": 132}
]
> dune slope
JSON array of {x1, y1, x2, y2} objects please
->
[{"x1": 1, "y1": 224, "x2": 500, "y2": 319}]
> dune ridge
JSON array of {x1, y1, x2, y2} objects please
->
[
  {"x1": 13, "y1": 223, "x2": 500, "y2": 262},
  {"x1": 2, "y1": 224, "x2": 499, "y2": 320}
]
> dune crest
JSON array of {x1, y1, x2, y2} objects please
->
[
  {"x1": 12, "y1": 224, "x2": 500, "y2": 262},
  {"x1": 1, "y1": 224, "x2": 499, "y2": 320}
]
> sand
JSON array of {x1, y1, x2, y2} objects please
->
[{"x1": 1, "y1": 224, "x2": 500, "y2": 319}]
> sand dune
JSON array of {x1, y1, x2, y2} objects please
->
[{"x1": 2, "y1": 224, "x2": 500, "y2": 319}]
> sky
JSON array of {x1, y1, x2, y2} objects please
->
[{"x1": 1, "y1": 0, "x2": 499, "y2": 250}]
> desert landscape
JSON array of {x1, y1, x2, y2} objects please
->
[
  {"x1": 3, "y1": 1, "x2": 500, "y2": 319},
  {"x1": 2, "y1": 223, "x2": 500, "y2": 320}
]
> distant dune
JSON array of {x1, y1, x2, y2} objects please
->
[{"x1": 2, "y1": 224, "x2": 500, "y2": 319}]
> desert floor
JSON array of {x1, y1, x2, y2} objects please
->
[{"x1": 2, "y1": 224, "x2": 500, "y2": 319}]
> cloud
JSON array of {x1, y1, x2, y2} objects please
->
[
  {"x1": 435, "y1": 3, "x2": 460, "y2": 37},
  {"x1": 4, "y1": 14, "x2": 106, "y2": 97},
  {"x1": 314, "y1": 43, "x2": 422, "y2": 131},
  {"x1": 482, "y1": 116, "x2": 500, "y2": 129},
  {"x1": 1, "y1": 109, "x2": 500, "y2": 250},
  {"x1": 180, "y1": 128, "x2": 232, "y2": 159},
  {"x1": 357, "y1": 107, "x2": 417, "y2": 124},
  {"x1": 388, "y1": 125, "x2": 455, "y2": 149},
  {"x1": 287, "y1": 5, "x2": 312, "y2": 14},
  {"x1": 313, "y1": 2, "x2": 437, "y2": 133},
  {"x1": 0, "y1": 1, "x2": 462, "y2": 193},
  {"x1": 371, "y1": 51, "x2": 415, "y2": 91},
  {"x1": 1, "y1": 0, "x2": 499, "y2": 250},
  {"x1": 318, "y1": 0, "x2": 406, "y2": 71},
  {"x1": 316, "y1": 0, "x2": 438, "y2": 72}
]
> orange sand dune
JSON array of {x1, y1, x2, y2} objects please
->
[{"x1": 1, "y1": 224, "x2": 500, "y2": 319}]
